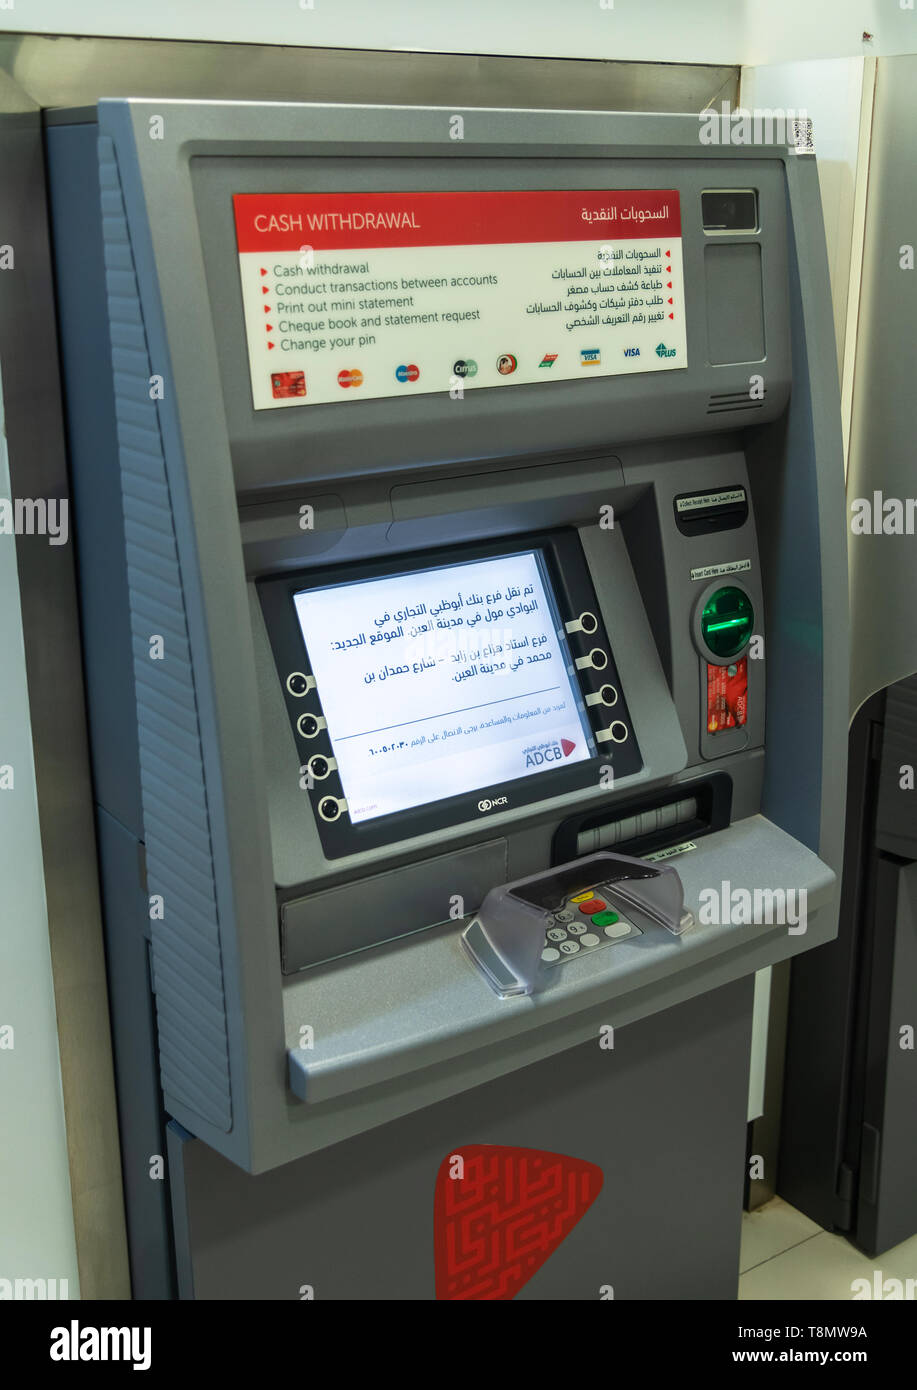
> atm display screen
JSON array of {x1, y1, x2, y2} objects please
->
[{"x1": 292, "y1": 550, "x2": 595, "y2": 823}]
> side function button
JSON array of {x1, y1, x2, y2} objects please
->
[
  {"x1": 596, "y1": 720, "x2": 629, "y2": 745},
  {"x1": 575, "y1": 648, "x2": 609, "y2": 672},
  {"x1": 565, "y1": 610, "x2": 598, "y2": 636},
  {"x1": 286, "y1": 672, "x2": 315, "y2": 697},
  {"x1": 308, "y1": 753, "x2": 335, "y2": 781},
  {"x1": 586, "y1": 684, "x2": 619, "y2": 708},
  {"x1": 297, "y1": 712, "x2": 326, "y2": 739}
]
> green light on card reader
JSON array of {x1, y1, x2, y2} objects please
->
[{"x1": 701, "y1": 586, "x2": 754, "y2": 658}]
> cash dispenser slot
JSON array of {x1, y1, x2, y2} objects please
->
[{"x1": 553, "y1": 773, "x2": 733, "y2": 861}]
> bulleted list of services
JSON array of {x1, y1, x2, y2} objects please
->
[{"x1": 233, "y1": 188, "x2": 686, "y2": 409}]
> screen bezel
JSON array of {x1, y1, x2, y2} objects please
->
[
  {"x1": 291, "y1": 547, "x2": 595, "y2": 826},
  {"x1": 258, "y1": 528, "x2": 643, "y2": 858}
]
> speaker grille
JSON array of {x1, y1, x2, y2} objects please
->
[{"x1": 706, "y1": 390, "x2": 767, "y2": 414}]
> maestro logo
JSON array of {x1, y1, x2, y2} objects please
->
[
  {"x1": 496, "y1": 354, "x2": 518, "y2": 375},
  {"x1": 395, "y1": 363, "x2": 420, "y2": 383},
  {"x1": 477, "y1": 796, "x2": 509, "y2": 813},
  {"x1": 453, "y1": 358, "x2": 478, "y2": 378}
]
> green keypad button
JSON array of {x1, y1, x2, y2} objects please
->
[{"x1": 591, "y1": 909, "x2": 620, "y2": 927}]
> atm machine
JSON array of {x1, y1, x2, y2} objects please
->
[{"x1": 43, "y1": 98, "x2": 847, "y2": 1299}]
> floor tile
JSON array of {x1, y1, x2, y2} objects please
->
[
  {"x1": 874, "y1": 1231, "x2": 917, "y2": 1285},
  {"x1": 740, "y1": 1196, "x2": 822, "y2": 1274},
  {"x1": 739, "y1": 1229, "x2": 886, "y2": 1300}
]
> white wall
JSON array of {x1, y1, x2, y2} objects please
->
[
  {"x1": 742, "y1": 58, "x2": 870, "y2": 386},
  {"x1": 0, "y1": 0, "x2": 748, "y2": 63},
  {"x1": 5, "y1": 0, "x2": 916, "y2": 64},
  {"x1": 0, "y1": 367, "x2": 80, "y2": 1299},
  {"x1": 746, "y1": 1, "x2": 917, "y2": 64}
]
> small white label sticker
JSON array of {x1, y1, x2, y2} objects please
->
[
  {"x1": 676, "y1": 488, "x2": 746, "y2": 513},
  {"x1": 643, "y1": 840, "x2": 697, "y2": 862},
  {"x1": 690, "y1": 559, "x2": 752, "y2": 582}
]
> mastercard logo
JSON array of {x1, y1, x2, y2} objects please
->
[{"x1": 337, "y1": 368, "x2": 364, "y2": 388}]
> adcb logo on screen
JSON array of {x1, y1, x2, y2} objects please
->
[
  {"x1": 434, "y1": 1146, "x2": 603, "y2": 1299},
  {"x1": 525, "y1": 738, "x2": 576, "y2": 767}
]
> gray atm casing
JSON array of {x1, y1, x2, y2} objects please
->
[{"x1": 47, "y1": 100, "x2": 847, "y2": 1187}]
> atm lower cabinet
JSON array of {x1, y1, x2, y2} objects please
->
[
  {"x1": 169, "y1": 978, "x2": 753, "y2": 1301},
  {"x1": 43, "y1": 98, "x2": 847, "y2": 1300}
]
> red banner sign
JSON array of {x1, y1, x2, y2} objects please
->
[{"x1": 234, "y1": 189, "x2": 681, "y2": 253}]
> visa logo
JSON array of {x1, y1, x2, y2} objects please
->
[{"x1": 623, "y1": 347, "x2": 641, "y2": 358}]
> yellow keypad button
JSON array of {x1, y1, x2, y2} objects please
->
[{"x1": 569, "y1": 891, "x2": 595, "y2": 903}]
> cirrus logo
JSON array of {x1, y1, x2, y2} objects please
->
[{"x1": 478, "y1": 796, "x2": 509, "y2": 812}]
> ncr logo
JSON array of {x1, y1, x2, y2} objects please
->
[{"x1": 525, "y1": 738, "x2": 576, "y2": 768}]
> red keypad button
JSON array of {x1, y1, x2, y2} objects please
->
[{"x1": 578, "y1": 898, "x2": 607, "y2": 915}]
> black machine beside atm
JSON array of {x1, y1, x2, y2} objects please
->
[{"x1": 44, "y1": 98, "x2": 847, "y2": 1298}]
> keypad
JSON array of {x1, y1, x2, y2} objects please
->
[{"x1": 540, "y1": 883, "x2": 642, "y2": 967}]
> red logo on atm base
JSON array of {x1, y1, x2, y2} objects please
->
[
  {"x1": 271, "y1": 371, "x2": 306, "y2": 399},
  {"x1": 337, "y1": 368, "x2": 364, "y2": 389},
  {"x1": 434, "y1": 1145, "x2": 603, "y2": 1300},
  {"x1": 561, "y1": 738, "x2": 576, "y2": 756}
]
